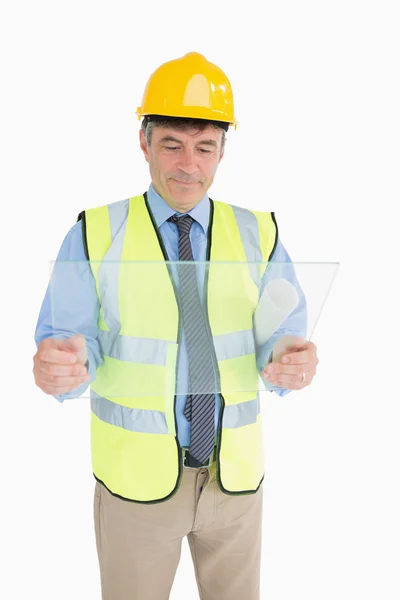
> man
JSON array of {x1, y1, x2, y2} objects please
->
[{"x1": 33, "y1": 52, "x2": 319, "y2": 600}]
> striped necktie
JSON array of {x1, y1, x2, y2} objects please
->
[{"x1": 168, "y1": 214, "x2": 216, "y2": 465}]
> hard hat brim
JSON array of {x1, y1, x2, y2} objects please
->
[{"x1": 142, "y1": 114, "x2": 231, "y2": 132}]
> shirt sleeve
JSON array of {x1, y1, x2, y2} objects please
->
[
  {"x1": 255, "y1": 237, "x2": 308, "y2": 397},
  {"x1": 34, "y1": 219, "x2": 103, "y2": 402}
]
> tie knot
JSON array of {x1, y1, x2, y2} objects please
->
[{"x1": 168, "y1": 214, "x2": 195, "y2": 235}]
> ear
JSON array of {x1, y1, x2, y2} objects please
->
[
  {"x1": 139, "y1": 129, "x2": 149, "y2": 163},
  {"x1": 218, "y1": 148, "x2": 225, "y2": 163}
]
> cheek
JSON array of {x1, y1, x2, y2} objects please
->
[
  {"x1": 158, "y1": 157, "x2": 176, "y2": 178},
  {"x1": 201, "y1": 159, "x2": 219, "y2": 179}
]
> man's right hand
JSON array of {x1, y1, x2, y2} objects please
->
[{"x1": 33, "y1": 333, "x2": 91, "y2": 395}]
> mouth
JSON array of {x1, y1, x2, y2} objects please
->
[{"x1": 172, "y1": 179, "x2": 199, "y2": 187}]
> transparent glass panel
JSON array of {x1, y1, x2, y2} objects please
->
[{"x1": 48, "y1": 260, "x2": 339, "y2": 398}]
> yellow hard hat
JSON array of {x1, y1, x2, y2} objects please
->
[{"x1": 136, "y1": 52, "x2": 237, "y2": 130}]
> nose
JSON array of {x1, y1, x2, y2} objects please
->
[{"x1": 177, "y1": 148, "x2": 198, "y2": 176}]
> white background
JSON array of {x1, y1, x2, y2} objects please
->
[{"x1": 1, "y1": 0, "x2": 399, "y2": 598}]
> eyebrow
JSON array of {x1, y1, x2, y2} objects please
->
[{"x1": 158, "y1": 135, "x2": 218, "y2": 148}]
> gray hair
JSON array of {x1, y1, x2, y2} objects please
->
[{"x1": 141, "y1": 117, "x2": 226, "y2": 155}]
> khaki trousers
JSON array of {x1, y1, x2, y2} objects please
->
[{"x1": 93, "y1": 459, "x2": 263, "y2": 599}]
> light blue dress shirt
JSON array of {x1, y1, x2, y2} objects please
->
[{"x1": 34, "y1": 183, "x2": 307, "y2": 448}]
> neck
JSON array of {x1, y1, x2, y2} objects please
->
[
  {"x1": 152, "y1": 183, "x2": 201, "y2": 213},
  {"x1": 169, "y1": 202, "x2": 197, "y2": 213}
]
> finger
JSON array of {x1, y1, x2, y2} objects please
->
[
  {"x1": 41, "y1": 374, "x2": 90, "y2": 388},
  {"x1": 59, "y1": 334, "x2": 86, "y2": 353},
  {"x1": 280, "y1": 350, "x2": 311, "y2": 365},
  {"x1": 40, "y1": 363, "x2": 88, "y2": 377},
  {"x1": 265, "y1": 371, "x2": 307, "y2": 387},
  {"x1": 278, "y1": 371, "x2": 306, "y2": 385},
  {"x1": 41, "y1": 349, "x2": 78, "y2": 364},
  {"x1": 263, "y1": 364, "x2": 303, "y2": 377}
]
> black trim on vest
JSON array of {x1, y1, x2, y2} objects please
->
[
  {"x1": 77, "y1": 210, "x2": 90, "y2": 261},
  {"x1": 269, "y1": 212, "x2": 279, "y2": 260},
  {"x1": 143, "y1": 192, "x2": 170, "y2": 262},
  {"x1": 93, "y1": 473, "x2": 184, "y2": 505}
]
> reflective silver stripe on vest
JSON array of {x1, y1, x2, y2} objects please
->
[
  {"x1": 91, "y1": 389, "x2": 260, "y2": 432},
  {"x1": 109, "y1": 198, "x2": 130, "y2": 239},
  {"x1": 98, "y1": 329, "x2": 255, "y2": 364},
  {"x1": 222, "y1": 395, "x2": 260, "y2": 428},
  {"x1": 91, "y1": 389, "x2": 169, "y2": 433},
  {"x1": 230, "y1": 204, "x2": 262, "y2": 289},
  {"x1": 213, "y1": 329, "x2": 255, "y2": 361},
  {"x1": 98, "y1": 199, "x2": 129, "y2": 335},
  {"x1": 98, "y1": 329, "x2": 172, "y2": 366}
]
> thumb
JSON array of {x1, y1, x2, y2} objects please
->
[
  {"x1": 272, "y1": 335, "x2": 307, "y2": 363},
  {"x1": 58, "y1": 333, "x2": 86, "y2": 354},
  {"x1": 285, "y1": 336, "x2": 307, "y2": 352}
]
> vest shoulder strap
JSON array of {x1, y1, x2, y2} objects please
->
[{"x1": 76, "y1": 197, "x2": 134, "y2": 261}]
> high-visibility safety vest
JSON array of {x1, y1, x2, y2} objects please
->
[{"x1": 77, "y1": 192, "x2": 278, "y2": 504}]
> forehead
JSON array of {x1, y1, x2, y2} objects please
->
[{"x1": 153, "y1": 125, "x2": 222, "y2": 143}]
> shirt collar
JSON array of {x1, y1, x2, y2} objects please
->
[{"x1": 146, "y1": 182, "x2": 210, "y2": 235}]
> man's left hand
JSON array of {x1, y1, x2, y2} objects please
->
[{"x1": 261, "y1": 338, "x2": 319, "y2": 390}]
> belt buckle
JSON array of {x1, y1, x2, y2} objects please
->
[
  {"x1": 182, "y1": 448, "x2": 214, "y2": 468},
  {"x1": 182, "y1": 448, "x2": 193, "y2": 468}
]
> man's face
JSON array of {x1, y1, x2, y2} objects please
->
[{"x1": 139, "y1": 124, "x2": 225, "y2": 212}]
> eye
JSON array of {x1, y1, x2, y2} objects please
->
[
  {"x1": 166, "y1": 146, "x2": 179, "y2": 150},
  {"x1": 199, "y1": 148, "x2": 211, "y2": 153}
]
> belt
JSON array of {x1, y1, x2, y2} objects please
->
[{"x1": 182, "y1": 445, "x2": 217, "y2": 468}]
